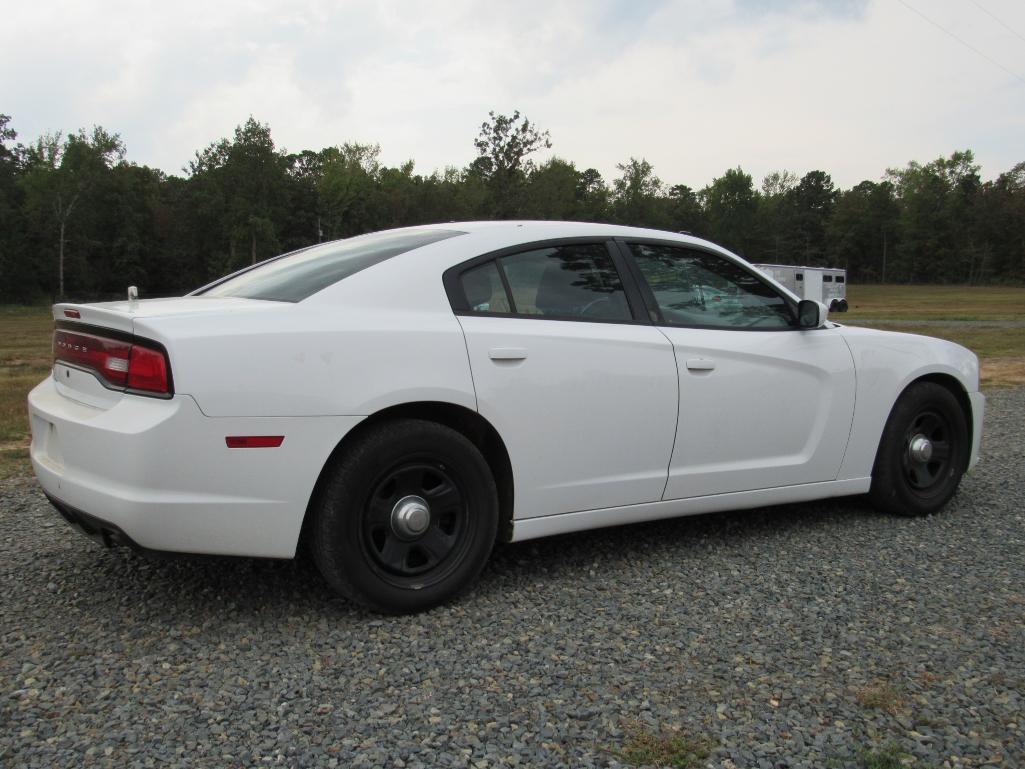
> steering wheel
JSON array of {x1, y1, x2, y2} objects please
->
[{"x1": 580, "y1": 297, "x2": 612, "y2": 317}]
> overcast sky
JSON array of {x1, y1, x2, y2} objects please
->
[{"x1": 3, "y1": 0, "x2": 1023, "y2": 190}]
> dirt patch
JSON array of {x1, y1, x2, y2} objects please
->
[
  {"x1": 981, "y1": 358, "x2": 1025, "y2": 389},
  {"x1": 1, "y1": 357, "x2": 52, "y2": 369}
]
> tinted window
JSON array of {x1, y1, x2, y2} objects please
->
[
  {"x1": 836, "y1": 275, "x2": 845, "y2": 284},
  {"x1": 628, "y1": 244, "x2": 795, "y2": 329},
  {"x1": 497, "y1": 244, "x2": 632, "y2": 321},
  {"x1": 199, "y1": 228, "x2": 464, "y2": 302},
  {"x1": 823, "y1": 275, "x2": 833, "y2": 282},
  {"x1": 460, "y1": 262, "x2": 511, "y2": 314}
]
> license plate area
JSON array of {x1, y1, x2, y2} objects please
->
[{"x1": 30, "y1": 414, "x2": 64, "y2": 471}]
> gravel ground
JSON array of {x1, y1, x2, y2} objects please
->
[{"x1": 2, "y1": 389, "x2": 1023, "y2": 769}]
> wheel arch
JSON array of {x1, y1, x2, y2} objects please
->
[
  {"x1": 874, "y1": 372, "x2": 974, "y2": 472},
  {"x1": 910, "y1": 372, "x2": 974, "y2": 465},
  {"x1": 300, "y1": 401, "x2": 515, "y2": 549},
  {"x1": 866, "y1": 371, "x2": 975, "y2": 515}
]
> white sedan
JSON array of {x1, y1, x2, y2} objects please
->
[{"x1": 28, "y1": 222, "x2": 984, "y2": 613}]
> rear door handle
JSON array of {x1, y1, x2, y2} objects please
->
[
  {"x1": 685, "y1": 358, "x2": 716, "y2": 371},
  {"x1": 488, "y1": 347, "x2": 528, "y2": 361}
]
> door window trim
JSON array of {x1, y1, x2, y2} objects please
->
[
  {"x1": 612, "y1": 237, "x2": 805, "y2": 332},
  {"x1": 442, "y1": 237, "x2": 652, "y2": 326}
]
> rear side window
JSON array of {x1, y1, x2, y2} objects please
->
[
  {"x1": 460, "y1": 262, "x2": 511, "y2": 314},
  {"x1": 497, "y1": 244, "x2": 632, "y2": 321},
  {"x1": 199, "y1": 228, "x2": 464, "y2": 302},
  {"x1": 836, "y1": 275, "x2": 845, "y2": 284}
]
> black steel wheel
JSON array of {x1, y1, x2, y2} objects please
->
[
  {"x1": 360, "y1": 461, "x2": 469, "y2": 584},
  {"x1": 311, "y1": 419, "x2": 498, "y2": 614},
  {"x1": 900, "y1": 409, "x2": 954, "y2": 492},
  {"x1": 870, "y1": 381, "x2": 969, "y2": 516}
]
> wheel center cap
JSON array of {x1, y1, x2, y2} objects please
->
[
  {"x1": 909, "y1": 434, "x2": 933, "y2": 463},
  {"x1": 391, "y1": 495, "x2": 431, "y2": 539}
]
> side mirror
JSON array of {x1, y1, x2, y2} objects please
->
[{"x1": 798, "y1": 299, "x2": 829, "y2": 329}]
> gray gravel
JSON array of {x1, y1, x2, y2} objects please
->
[{"x1": 3, "y1": 389, "x2": 1024, "y2": 769}]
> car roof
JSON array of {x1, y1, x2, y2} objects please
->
[
  {"x1": 404, "y1": 220, "x2": 735, "y2": 258},
  {"x1": 419, "y1": 220, "x2": 700, "y2": 241}
]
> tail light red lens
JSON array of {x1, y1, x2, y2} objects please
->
[
  {"x1": 126, "y1": 345, "x2": 170, "y2": 394},
  {"x1": 53, "y1": 330, "x2": 132, "y2": 388},
  {"x1": 53, "y1": 328, "x2": 172, "y2": 397}
]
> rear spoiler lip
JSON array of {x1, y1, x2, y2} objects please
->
[{"x1": 53, "y1": 302, "x2": 134, "y2": 335}]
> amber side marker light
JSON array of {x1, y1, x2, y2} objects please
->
[{"x1": 225, "y1": 436, "x2": 285, "y2": 449}]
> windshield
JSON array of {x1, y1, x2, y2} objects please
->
[{"x1": 198, "y1": 228, "x2": 464, "y2": 302}]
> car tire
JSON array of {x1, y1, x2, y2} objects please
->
[
  {"x1": 310, "y1": 419, "x2": 498, "y2": 613},
  {"x1": 869, "y1": 381, "x2": 968, "y2": 517}
]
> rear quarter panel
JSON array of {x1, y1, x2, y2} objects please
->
[
  {"x1": 133, "y1": 232, "x2": 508, "y2": 418},
  {"x1": 137, "y1": 304, "x2": 476, "y2": 418}
]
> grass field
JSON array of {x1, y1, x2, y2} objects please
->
[
  {"x1": 1, "y1": 306, "x2": 53, "y2": 480},
  {"x1": 843, "y1": 284, "x2": 1025, "y2": 322},
  {"x1": 1, "y1": 286, "x2": 1023, "y2": 479}
]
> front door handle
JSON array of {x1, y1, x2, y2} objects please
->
[
  {"x1": 489, "y1": 347, "x2": 528, "y2": 361},
  {"x1": 685, "y1": 358, "x2": 716, "y2": 371}
]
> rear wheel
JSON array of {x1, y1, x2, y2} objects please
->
[
  {"x1": 311, "y1": 419, "x2": 498, "y2": 613},
  {"x1": 869, "y1": 381, "x2": 968, "y2": 516}
]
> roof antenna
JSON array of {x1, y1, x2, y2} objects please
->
[{"x1": 128, "y1": 285, "x2": 139, "y2": 310}]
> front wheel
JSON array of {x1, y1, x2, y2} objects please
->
[
  {"x1": 310, "y1": 419, "x2": 498, "y2": 613},
  {"x1": 869, "y1": 381, "x2": 969, "y2": 516}
]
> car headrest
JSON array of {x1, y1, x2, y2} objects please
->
[{"x1": 462, "y1": 268, "x2": 494, "y2": 309}]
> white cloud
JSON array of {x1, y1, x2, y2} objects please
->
[{"x1": 2, "y1": 0, "x2": 1022, "y2": 187}]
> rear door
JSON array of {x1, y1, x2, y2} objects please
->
[
  {"x1": 448, "y1": 240, "x2": 679, "y2": 519},
  {"x1": 621, "y1": 241, "x2": 856, "y2": 499}
]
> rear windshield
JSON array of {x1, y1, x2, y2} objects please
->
[{"x1": 198, "y1": 228, "x2": 464, "y2": 302}]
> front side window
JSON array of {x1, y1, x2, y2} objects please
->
[
  {"x1": 628, "y1": 244, "x2": 796, "y2": 329},
  {"x1": 496, "y1": 244, "x2": 632, "y2": 321},
  {"x1": 199, "y1": 228, "x2": 464, "y2": 302}
]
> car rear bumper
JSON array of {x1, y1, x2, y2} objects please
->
[
  {"x1": 28, "y1": 376, "x2": 363, "y2": 558},
  {"x1": 45, "y1": 491, "x2": 155, "y2": 552}
]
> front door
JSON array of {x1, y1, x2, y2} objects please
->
[{"x1": 622, "y1": 241, "x2": 857, "y2": 499}]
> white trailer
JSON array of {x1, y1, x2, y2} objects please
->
[{"x1": 752, "y1": 263, "x2": 849, "y2": 312}]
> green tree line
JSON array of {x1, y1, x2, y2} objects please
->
[{"x1": 1, "y1": 111, "x2": 1022, "y2": 302}]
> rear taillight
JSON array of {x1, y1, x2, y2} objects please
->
[
  {"x1": 126, "y1": 345, "x2": 170, "y2": 393},
  {"x1": 53, "y1": 328, "x2": 172, "y2": 397}
]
